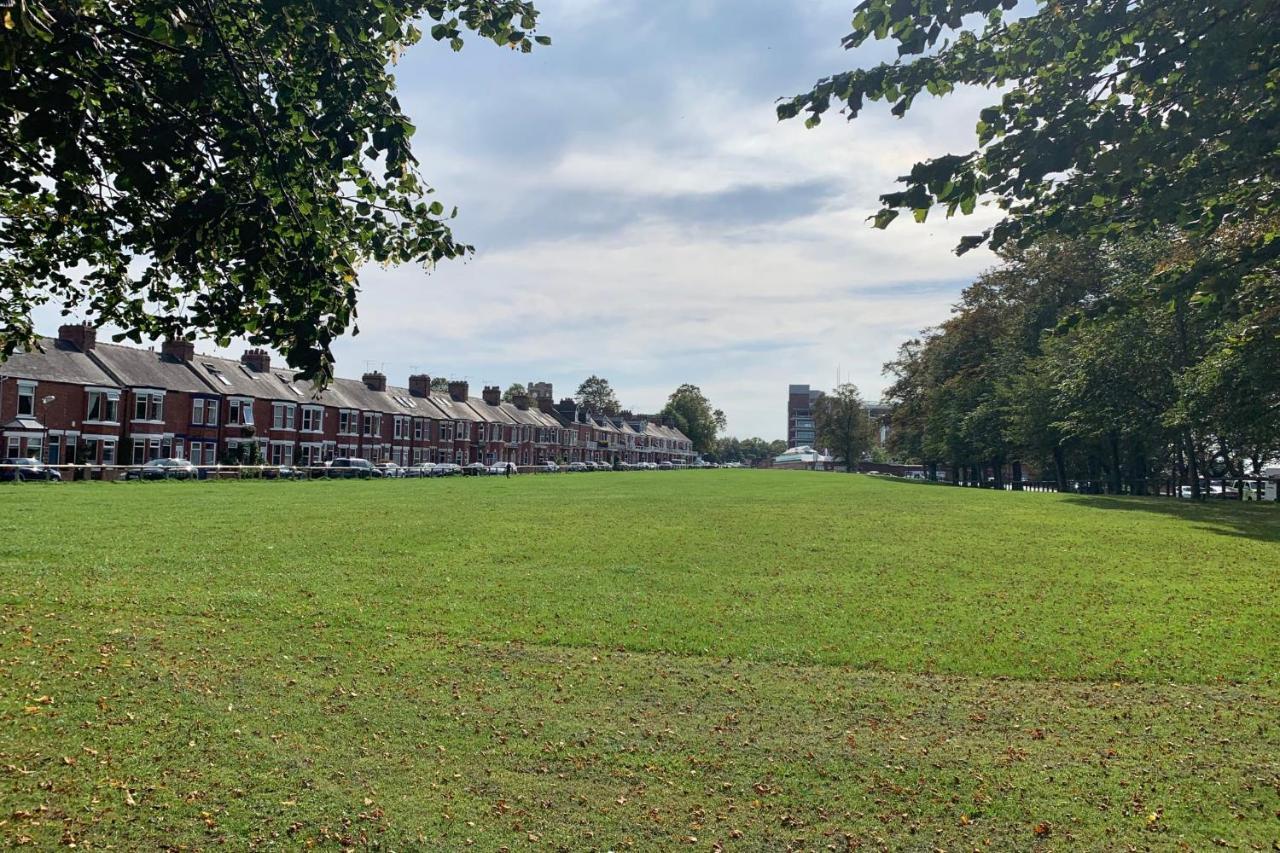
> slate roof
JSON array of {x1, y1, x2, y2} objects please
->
[
  {"x1": 88, "y1": 342, "x2": 211, "y2": 394},
  {"x1": 1, "y1": 338, "x2": 117, "y2": 387},
  {"x1": 466, "y1": 398, "x2": 516, "y2": 425},
  {"x1": 428, "y1": 393, "x2": 482, "y2": 422},
  {"x1": 190, "y1": 354, "x2": 309, "y2": 402}
]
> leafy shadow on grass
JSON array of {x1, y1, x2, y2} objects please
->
[{"x1": 1060, "y1": 494, "x2": 1280, "y2": 543}]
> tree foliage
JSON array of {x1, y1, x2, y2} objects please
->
[
  {"x1": 713, "y1": 436, "x2": 777, "y2": 465},
  {"x1": 502, "y1": 382, "x2": 527, "y2": 403},
  {"x1": 781, "y1": 0, "x2": 1280, "y2": 288},
  {"x1": 660, "y1": 384, "x2": 726, "y2": 454},
  {"x1": 883, "y1": 235, "x2": 1280, "y2": 492},
  {"x1": 575, "y1": 375, "x2": 620, "y2": 415},
  {"x1": 1, "y1": 0, "x2": 547, "y2": 383},
  {"x1": 814, "y1": 383, "x2": 873, "y2": 472}
]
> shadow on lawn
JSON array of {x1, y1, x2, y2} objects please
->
[{"x1": 1060, "y1": 493, "x2": 1280, "y2": 544}]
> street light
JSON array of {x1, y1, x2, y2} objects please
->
[{"x1": 40, "y1": 396, "x2": 55, "y2": 463}]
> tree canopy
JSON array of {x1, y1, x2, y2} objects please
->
[
  {"x1": 1, "y1": 0, "x2": 547, "y2": 383},
  {"x1": 660, "y1": 384, "x2": 726, "y2": 455},
  {"x1": 882, "y1": 236, "x2": 1279, "y2": 493},
  {"x1": 502, "y1": 382, "x2": 527, "y2": 403},
  {"x1": 575, "y1": 375, "x2": 620, "y2": 415},
  {"x1": 814, "y1": 383, "x2": 873, "y2": 472},
  {"x1": 780, "y1": 1, "x2": 1279, "y2": 288}
]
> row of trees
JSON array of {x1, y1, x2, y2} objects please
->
[
  {"x1": 882, "y1": 236, "x2": 1279, "y2": 495},
  {"x1": 779, "y1": 0, "x2": 1278, "y2": 495},
  {"x1": 708, "y1": 437, "x2": 787, "y2": 465}
]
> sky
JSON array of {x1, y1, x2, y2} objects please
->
[{"x1": 42, "y1": 0, "x2": 1005, "y2": 440}]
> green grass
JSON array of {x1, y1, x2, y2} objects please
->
[{"x1": 1, "y1": 471, "x2": 1277, "y2": 849}]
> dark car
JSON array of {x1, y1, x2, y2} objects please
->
[
  {"x1": 462, "y1": 462, "x2": 488, "y2": 476},
  {"x1": 0, "y1": 457, "x2": 62, "y2": 482},
  {"x1": 428, "y1": 463, "x2": 463, "y2": 477},
  {"x1": 325, "y1": 458, "x2": 381, "y2": 479},
  {"x1": 125, "y1": 458, "x2": 197, "y2": 481},
  {"x1": 262, "y1": 465, "x2": 309, "y2": 480}
]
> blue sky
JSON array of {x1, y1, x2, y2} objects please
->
[{"x1": 44, "y1": 0, "x2": 1004, "y2": 440}]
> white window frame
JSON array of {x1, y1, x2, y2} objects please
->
[{"x1": 16, "y1": 381, "x2": 36, "y2": 417}]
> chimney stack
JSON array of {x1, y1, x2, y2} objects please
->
[
  {"x1": 512, "y1": 394, "x2": 530, "y2": 411},
  {"x1": 537, "y1": 396, "x2": 557, "y2": 415},
  {"x1": 241, "y1": 348, "x2": 271, "y2": 373},
  {"x1": 447, "y1": 380, "x2": 469, "y2": 402},
  {"x1": 482, "y1": 385, "x2": 501, "y2": 406},
  {"x1": 162, "y1": 339, "x2": 195, "y2": 363},
  {"x1": 58, "y1": 323, "x2": 97, "y2": 352},
  {"x1": 408, "y1": 374, "x2": 432, "y2": 398},
  {"x1": 362, "y1": 371, "x2": 387, "y2": 392}
]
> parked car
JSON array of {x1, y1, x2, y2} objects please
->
[
  {"x1": 658, "y1": 461, "x2": 673, "y2": 470},
  {"x1": 487, "y1": 461, "x2": 519, "y2": 476},
  {"x1": 125, "y1": 458, "x2": 197, "y2": 481},
  {"x1": 262, "y1": 465, "x2": 308, "y2": 480},
  {"x1": 376, "y1": 462, "x2": 405, "y2": 478},
  {"x1": 406, "y1": 463, "x2": 436, "y2": 478},
  {"x1": 429, "y1": 463, "x2": 463, "y2": 477},
  {"x1": 325, "y1": 458, "x2": 380, "y2": 479},
  {"x1": 567, "y1": 461, "x2": 589, "y2": 472},
  {"x1": 536, "y1": 462, "x2": 560, "y2": 473},
  {"x1": 462, "y1": 462, "x2": 489, "y2": 476},
  {"x1": 0, "y1": 457, "x2": 62, "y2": 482}
]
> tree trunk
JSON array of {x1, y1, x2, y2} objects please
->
[
  {"x1": 1052, "y1": 445, "x2": 1068, "y2": 492},
  {"x1": 991, "y1": 457, "x2": 1005, "y2": 490},
  {"x1": 1131, "y1": 445, "x2": 1147, "y2": 496},
  {"x1": 1184, "y1": 430, "x2": 1201, "y2": 500},
  {"x1": 1108, "y1": 433, "x2": 1123, "y2": 495},
  {"x1": 1011, "y1": 460, "x2": 1023, "y2": 490}
]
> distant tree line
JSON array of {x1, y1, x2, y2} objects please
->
[{"x1": 883, "y1": 236, "x2": 1279, "y2": 496}]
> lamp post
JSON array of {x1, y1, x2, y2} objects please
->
[{"x1": 40, "y1": 395, "x2": 56, "y2": 463}]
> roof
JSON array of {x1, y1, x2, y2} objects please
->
[
  {"x1": 426, "y1": 392, "x2": 482, "y2": 422},
  {"x1": 467, "y1": 398, "x2": 517, "y2": 425},
  {"x1": 191, "y1": 354, "x2": 310, "y2": 402},
  {"x1": 1, "y1": 338, "x2": 117, "y2": 387},
  {"x1": 88, "y1": 342, "x2": 211, "y2": 394}
]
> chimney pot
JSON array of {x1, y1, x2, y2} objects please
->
[
  {"x1": 57, "y1": 323, "x2": 97, "y2": 352},
  {"x1": 408, "y1": 374, "x2": 432, "y2": 398},
  {"x1": 241, "y1": 348, "x2": 271, "y2": 373},
  {"x1": 162, "y1": 339, "x2": 195, "y2": 363}
]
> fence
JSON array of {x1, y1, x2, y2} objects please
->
[
  {"x1": 0, "y1": 461, "x2": 696, "y2": 482},
  {"x1": 951, "y1": 477, "x2": 1279, "y2": 502}
]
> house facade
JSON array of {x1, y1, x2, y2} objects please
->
[{"x1": 0, "y1": 325, "x2": 697, "y2": 469}]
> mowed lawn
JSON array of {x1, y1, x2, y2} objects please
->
[{"x1": 1, "y1": 472, "x2": 1277, "y2": 850}]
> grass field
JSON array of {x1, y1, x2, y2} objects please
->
[{"x1": 1, "y1": 471, "x2": 1277, "y2": 849}]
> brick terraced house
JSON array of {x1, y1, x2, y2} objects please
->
[{"x1": 0, "y1": 325, "x2": 696, "y2": 469}]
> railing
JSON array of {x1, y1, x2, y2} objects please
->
[
  {"x1": 940, "y1": 476, "x2": 1279, "y2": 502},
  {"x1": 0, "y1": 461, "x2": 709, "y2": 482}
]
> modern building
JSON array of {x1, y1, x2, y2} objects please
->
[
  {"x1": 0, "y1": 325, "x2": 696, "y2": 470},
  {"x1": 787, "y1": 384, "x2": 823, "y2": 448}
]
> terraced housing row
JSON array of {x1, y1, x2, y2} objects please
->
[{"x1": 0, "y1": 324, "x2": 695, "y2": 468}]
